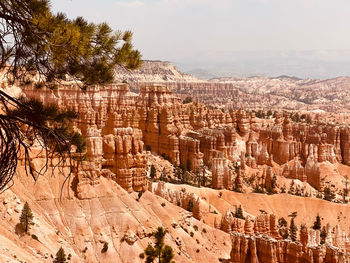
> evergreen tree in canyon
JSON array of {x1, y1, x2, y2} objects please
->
[
  {"x1": 19, "y1": 201, "x2": 34, "y2": 233},
  {"x1": 150, "y1": 165, "x2": 157, "y2": 179},
  {"x1": 0, "y1": 0, "x2": 142, "y2": 191},
  {"x1": 320, "y1": 226, "x2": 327, "y2": 244},
  {"x1": 312, "y1": 214, "x2": 322, "y2": 230},
  {"x1": 145, "y1": 227, "x2": 175, "y2": 263},
  {"x1": 235, "y1": 205, "x2": 245, "y2": 219},
  {"x1": 53, "y1": 247, "x2": 67, "y2": 263},
  {"x1": 288, "y1": 212, "x2": 298, "y2": 242},
  {"x1": 289, "y1": 217, "x2": 297, "y2": 242},
  {"x1": 278, "y1": 217, "x2": 289, "y2": 239}
]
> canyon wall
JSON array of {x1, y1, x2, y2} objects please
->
[
  {"x1": 112, "y1": 60, "x2": 350, "y2": 111},
  {"x1": 23, "y1": 83, "x2": 350, "y2": 195}
]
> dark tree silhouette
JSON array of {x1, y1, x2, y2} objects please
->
[
  {"x1": 182, "y1": 96, "x2": 192, "y2": 104},
  {"x1": 0, "y1": 0, "x2": 141, "y2": 86},
  {"x1": 150, "y1": 165, "x2": 156, "y2": 179},
  {"x1": 323, "y1": 185, "x2": 336, "y2": 201},
  {"x1": 144, "y1": 227, "x2": 175, "y2": 263},
  {"x1": 0, "y1": 0, "x2": 142, "y2": 191},
  {"x1": 0, "y1": 95, "x2": 85, "y2": 192},
  {"x1": 19, "y1": 201, "x2": 34, "y2": 233},
  {"x1": 289, "y1": 218, "x2": 297, "y2": 242},
  {"x1": 288, "y1": 212, "x2": 298, "y2": 241},
  {"x1": 187, "y1": 199, "x2": 194, "y2": 213},
  {"x1": 312, "y1": 214, "x2": 321, "y2": 230},
  {"x1": 278, "y1": 217, "x2": 289, "y2": 239},
  {"x1": 53, "y1": 247, "x2": 67, "y2": 263},
  {"x1": 235, "y1": 205, "x2": 245, "y2": 219},
  {"x1": 320, "y1": 226, "x2": 327, "y2": 244}
]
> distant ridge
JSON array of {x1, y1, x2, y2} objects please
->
[
  {"x1": 272, "y1": 75, "x2": 303, "y2": 81},
  {"x1": 113, "y1": 60, "x2": 201, "y2": 85}
]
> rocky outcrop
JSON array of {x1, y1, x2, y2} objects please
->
[
  {"x1": 113, "y1": 60, "x2": 201, "y2": 90},
  {"x1": 229, "y1": 231, "x2": 350, "y2": 263},
  {"x1": 22, "y1": 82, "x2": 350, "y2": 195},
  {"x1": 149, "y1": 182, "x2": 203, "y2": 220},
  {"x1": 226, "y1": 210, "x2": 350, "y2": 263},
  {"x1": 102, "y1": 128, "x2": 147, "y2": 193},
  {"x1": 211, "y1": 158, "x2": 233, "y2": 190}
]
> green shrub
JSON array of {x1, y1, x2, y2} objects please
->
[{"x1": 101, "y1": 242, "x2": 108, "y2": 253}]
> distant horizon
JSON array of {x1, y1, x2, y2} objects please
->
[
  {"x1": 132, "y1": 59, "x2": 350, "y2": 80},
  {"x1": 140, "y1": 56, "x2": 350, "y2": 80},
  {"x1": 171, "y1": 49, "x2": 350, "y2": 80},
  {"x1": 51, "y1": 0, "x2": 350, "y2": 79}
]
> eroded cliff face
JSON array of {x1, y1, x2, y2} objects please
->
[
  {"x1": 16, "y1": 82, "x2": 350, "y2": 262},
  {"x1": 229, "y1": 231, "x2": 349, "y2": 263},
  {"x1": 2, "y1": 159, "x2": 350, "y2": 262},
  {"x1": 113, "y1": 60, "x2": 350, "y2": 112},
  {"x1": 0, "y1": 162, "x2": 231, "y2": 262},
  {"x1": 149, "y1": 182, "x2": 350, "y2": 263},
  {"x1": 113, "y1": 60, "x2": 202, "y2": 92},
  {"x1": 227, "y1": 213, "x2": 350, "y2": 263},
  {"x1": 22, "y1": 83, "x2": 350, "y2": 195}
]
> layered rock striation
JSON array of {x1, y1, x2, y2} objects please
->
[
  {"x1": 22, "y1": 83, "x2": 350, "y2": 194},
  {"x1": 227, "y1": 212, "x2": 350, "y2": 263}
]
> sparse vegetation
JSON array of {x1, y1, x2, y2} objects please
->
[
  {"x1": 234, "y1": 205, "x2": 245, "y2": 219},
  {"x1": 137, "y1": 191, "x2": 143, "y2": 201},
  {"x1": 288, "y1": 212, "x2": 298, "y2": 242},
  {"x1": 19, "y1": 202, "x2": 34, "y2": 234},
  {"x1": 183, "y1": 97, "x2": 193, "y2": 104},
  {"x1": 0, "y1": 0, "x2": 141, "y2": 192},
  {"x1": 343, "y1": 175, "x2": 349, "y2": 203},
  {"x1": 144, "y1": 227, "x2": 175, "y2": 263},
  {"x1": 289, "y1": 218, "x2": 297, "y2": 241},
  {"x1": 186, "y1": 199, "x2": 194, "y2": 213},
  {"x1": 278, "y1": 217, "x2": 287, "y2": 228},
  {"x1": 323, "y1": 185, "x2": 336, "y2": 202},
  {"x1": 312, "y1": 214, "x2": 321, "y2": 230},
  {"x1": 150, "y1": 165, "x2": 156, "y2": 179},
  {"x1": 101, "y1": 242, "x2": 108, "y2": 253},
  {"x1": 54, "y1": 247, "x2": 67, "y2": 263},
  {"x1": 320, "y1": 226, "x2": 327, "y2": 244}
]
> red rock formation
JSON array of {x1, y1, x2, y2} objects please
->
[
  {"x1": 234, "y1": 169, "x2": 244, "y2": 192},
  {"x1": 340, "y1": 127, "x2": 350, "y2": 165},
  {"x1": 150, "y1": 182, "x2": 204, "y2": 221},
  {"x1": 244, "y1": 216, "x2": 254, "y2": 236},
  {"x1": 212, "y1": 158, "x2": 233, "y2": 190},
  {"x1": 254, "y1": 213, "x2": 270, "y2": 235},
  {"x1": 269, "y1": 214, "x2": 281, "y2": 240},
  {"x1": 214, "y1": 216, "x2": 222, "y2": 230},
  {"x1": 138, "y1": 84, "x2": 181, "y2": 106},
  {"x1": 179, "y1": 136, "x2": 203, "y2": 172},
  {"x1": 221, "y1": 208, "x2": 235, "y2": 233},
  {"x1": 22, "y1": 83, "x2": 350, "y2": 195},
  {"x1": 236, "y1": 109, "x2": 250, "y2": 136},
  {"x1": 229, "y1": 232, "x2": 349, "y2": 263},
  {"x1": 102, "y1": 128, "x2": 147, "y2": 192},
  {"x1": 192, "y1": 197, "x2": 202, "y2": 220}
]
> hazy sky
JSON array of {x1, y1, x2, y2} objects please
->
[{"x1": 51, "y1": 0, "x2": 350, "y2": 78}]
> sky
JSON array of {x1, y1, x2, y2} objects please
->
[{"x1": 51, "y1": 0, "x2": 350, "y2": 78}]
